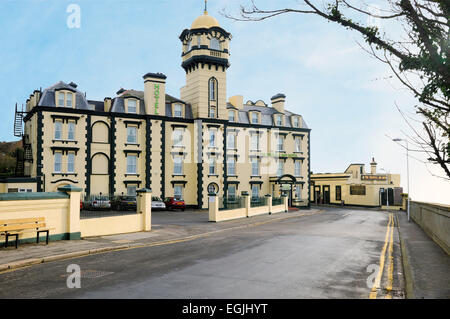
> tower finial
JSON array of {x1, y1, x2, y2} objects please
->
[{"x1": 204, "y1": 0, "x2": 208, "y2": 14}]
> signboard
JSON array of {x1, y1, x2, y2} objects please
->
[
  {"x1": 361, "y1": 175, "x2": 387, "y2": 181},
  {"x1": 154, "y1": 84, "x2": 160, "y2": 115}
]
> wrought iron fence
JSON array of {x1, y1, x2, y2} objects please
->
[
  {"x1": 80, "y1": 194, "x2": 137, "y2": 219},
  {"x1": 250, "y1": 196, "x2": 267, "y2": 208},
  {"x1": 219, "y1": 196, "x2": 245, "y2": 211},
  {"x1": 272, "y1": 197, "x2": 283, "y2": 206}
]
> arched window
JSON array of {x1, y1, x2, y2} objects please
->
[
  {"x1": 209, "y1": 78, "x2": 217, "y2": 101},
  {"x1": 210, "y1": 37, "x2": 220, "y2": 50}
]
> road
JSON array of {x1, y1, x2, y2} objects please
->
[{"x1": 0, "y1": 207, "x2": 404, "y2": 298}]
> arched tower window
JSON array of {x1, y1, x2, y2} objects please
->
[
  {"x1": 210, "y1": 37, "x2": 220, "y2": 50},
  {"x1": 209, "y1": 78, "x2": 217, "y2": 101}
]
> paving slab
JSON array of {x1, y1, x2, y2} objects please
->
[{"x1": 396, "y1": 210, "x2": 450, "y2": 299}]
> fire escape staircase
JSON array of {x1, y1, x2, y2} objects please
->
[{"x1": 14, "y1": 103, "x2": 32, "y2": 177}]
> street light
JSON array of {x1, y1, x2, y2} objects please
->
[
  {"x1": 392, "y1": 138, "x2": 410, "y2": 222},
  {"x1": 379, "y1": 168, "x2": 390, "y2": 209}
]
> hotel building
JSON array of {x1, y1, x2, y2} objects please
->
[{"x1": 11, "y1": 9, "x2": 311, "y2": 209}]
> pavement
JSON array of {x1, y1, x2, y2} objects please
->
[
  {"x1": 0, "y1": 207, "x2": 402, "y2": 299},
  {"x1": 0, "y1": 209, "x2": 319, "y2": 272},
  {"x1": 396, "y1": 209, "x2": 450, "y2": 299}
]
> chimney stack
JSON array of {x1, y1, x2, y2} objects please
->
[
  {"x1": 370, "y1": 157, "x2": 377, "y2": 174},
  {"x1": 143, "y1": 72, "x2": 166, "y2": 116},
  {"x1": 271, "y1": 93, "x2": 286, "y2": 113}
]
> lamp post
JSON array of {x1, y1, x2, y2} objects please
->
[
  {"x1": 392, "y1": 138, "x2": 410, "y2": 222},
  {"x1": 379, "y1": 168, "x2": 390, "y2": 208}
]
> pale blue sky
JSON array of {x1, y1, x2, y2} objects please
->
[{"x1": 0, "y1": 0, "x2": 448, "y2": 203}]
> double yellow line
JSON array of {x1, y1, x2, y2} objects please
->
[{"x1": 369, "y1": 213, "x2": 395, "y2": 299}]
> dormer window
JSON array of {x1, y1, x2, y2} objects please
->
[
  {"x1": 187, "y1": 40, "x2": 192, "y2": 51},
  {"x1": 276, "y1": 114, "x2": 283, "y2": 126},
  {"x1": 174, "y1": 104, "x2": 183, "y2": 118},
  {"x1": 128, "y1": 99, "x2": 137, "y2": 114},
  {"x1": 67, "y1": 93, "x2": 72, "y2": 107},
  {"x1": 293, "y1": 116, "x2": 299, "y2": 127},
  {"x1": 228, "y1": 110, "x2": 236, "y2": 122},
  {"x1": 251, "y1": 112, "x2": 259, "y2": 124},
  {"x1": 57, "y1": 91, "x2": 74, "y2": 108},
  {"x1": 211, "y1": 37, "x2": 220, "y2": 50},
  {"x1": 58, "y1": 92, "x2": 65, "y2": 107}
]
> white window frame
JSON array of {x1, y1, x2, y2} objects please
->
[
  {"x1": 174, "y1": 104, "x2": 183, "y2": 118},
  {"x1": 295, "y1": 160, "x2": 301, "y2": 177},
  {"x1": 210, "y1": 37, "x2": 220, "y2": 50},
  {"x1": 173, "y1": 156, "x2": 183, "y2": 175},
  {"x1": 251, "y1": 158, "x2": 259, "y2": 176},
  {"x1": 66, "y1": 93, "x2": 72, "y2": 108},
  {"x1": 54, "y1": 152, "x2": 62, "y2": 173},
  {"x1": 126, "y1": 155, "x2": 137, "y2": 174},
  {"x1": 228, "y1": 185, "x2": 236, "y2": 198},
  {"x1": 67, "y1": 153, "x2": 75, "y2": 173},
  {"x1": 209, "y1": 106, "x2": 216, "y2": 118},
  {"x1": 295, "y1": 138, "x2": 301, "y2": 152},
  {"x1": 277, "y1": 160, "x2": 284, "y2": 177},
  {"x1": 128, "y1": 99, "x2": 137, "y2": 114},
  {"x1": 127, "y1": 185, "x2": 137, "y2": 196},
  {"x1": 209, "y1": 79, "x2": 217, "y2": 101},
  {"x1": 277, "y1": 136, "x2": 284, "y2": 151},
  {"x1": 127, "y1": 126, "x2": 137, "y2": 144},
  {"x1": 58, "y1": 92, "x2": 65, "y2": 107},
  {"x1": 276, "y1": 115, "x2": 283, "y2": 126},
  {"x1": 54, "y1": 121, "x2": 62, "y2": 140},
  {"x1": 174, "y1": 185, "x2": 183, "y2": 200},
  {"x1": 293, "y1": 116, "x2": 299, "y2": 128},
  {"x1": 227, "y1": 157, "x2": 236, "y2": 175},
  {"x1": 172, "y1": 129, "x2": 183, "y2": 147},
  {"x1": 251, "y1": 113, "x2": 259, "y2": 124},
  {"x1": 209, "y1": 158, "x2": 216, "y2": 175},
  {"x1": 251, "y1": 134, "x2": 259, "y2": 151},
  {"x1": 228, "y1": 110, "x2": 235, "y2": 122},
  {"x1": 252, "y1": 185, "x2": 259, "y2": 198},
  {"x1": 295, "y1": 185, "x2": 302, "y2": 200},
  {"x1": 67, "y1": 122, "x2": 76, "y2": 141},
  {"x1": 209, "y1": 130, "x2": 216, "y2": 147},
  {"x1": 227, "y1": 133, "x2": 236, "y2": 149}
]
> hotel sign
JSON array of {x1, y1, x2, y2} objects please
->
[
  {"x1": 154, "y1": 84, "x2": 160, "y2": 115},
  {"x1": 361, "y1": 175, "x2": 387, "y2": 181}
]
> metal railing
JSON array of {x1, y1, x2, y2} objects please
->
[
  {"x1": 219, "y1": 196, "x2": 245, "y2": 211},
  {"x1": 272, "y1": 197, "x2": 283, "y2": 206},
  {"x1": 250, "y1": 196, "x2": 267, "y2": 208},
  {"x1": 81, "y1": 194, "x2": 137, "y2": 219}
]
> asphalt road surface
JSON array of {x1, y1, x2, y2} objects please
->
[{"x1": 0, "y1": 207, "x2": 404, "y2": 298}]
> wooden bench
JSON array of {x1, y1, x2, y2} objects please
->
[{"x1": 0, "y1": 217, "x2": 53, "y2": 249}]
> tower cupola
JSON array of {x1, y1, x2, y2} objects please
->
[{"x1": 179, "y1": 1, "x2": 232, "y2": 119}]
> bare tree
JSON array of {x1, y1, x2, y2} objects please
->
[{"x1": 224, "y1": 0, "x2": 449, "y2": 179}]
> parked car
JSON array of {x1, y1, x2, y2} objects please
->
[
  {"x1": 84, "y1": 195, "x2": 111, "y2": 210},
  {"x1": 151, "y1": 197, "x2": 166, "y2": 211},
  {"x1": 111, "y1": 196, "x2": 136, "y2": 211},
  {"x1": 164, "y1": 197, "x2": 186, "y2": 211}
]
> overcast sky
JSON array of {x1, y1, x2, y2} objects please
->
[{"x1": 0, "y1": 0, "x2": 448, "y2": 204}]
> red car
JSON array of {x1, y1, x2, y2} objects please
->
[{"x1": 164, "y1": 197, "x2": 186, "y2": 211}]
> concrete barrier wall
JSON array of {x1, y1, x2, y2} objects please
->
[
  {"x1": 80, "y1": 214, "x2": 144, "y2": 237},
  {"x1": 248, "y1": 206, "x2": 270, "y2": 217},
  {"x1": 272, "y1": 204, "x2": 286, "y2": 214},
  {"x1": 0, "y1": 196, "x2": 73, "y2": 243},
  {"x1": 0, "y1": 186, "x2": 153, "y2": 243},
  {"x1": 410, "y1": 201, "x2": 450, "y2": 255}
]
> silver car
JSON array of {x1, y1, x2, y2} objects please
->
[{"x1": 151, "y1": 197, "x2": 166, "y2": 211}]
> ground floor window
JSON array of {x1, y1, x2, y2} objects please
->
[
  {"x1": 228, "y1": 185, "x2": 236, "y2": 198},
  {"x1": 295, "y1": 185, "x2": 302, "y2": 200},
  {"x1": 174, "y1": 185, "x2": 183, "y2": 200},
  {"x1": 127, "y1": 185, "x2": 137, "y2": 196},
  {"x1": 251, "y1": 185, "x2": 259, "y2": 198},
  {"x1": 350, "y1": 185, "x2": 366, "y2": 195},
  {"x1": 336, "y1": 185, "x2": 342, "y2": 201}
]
